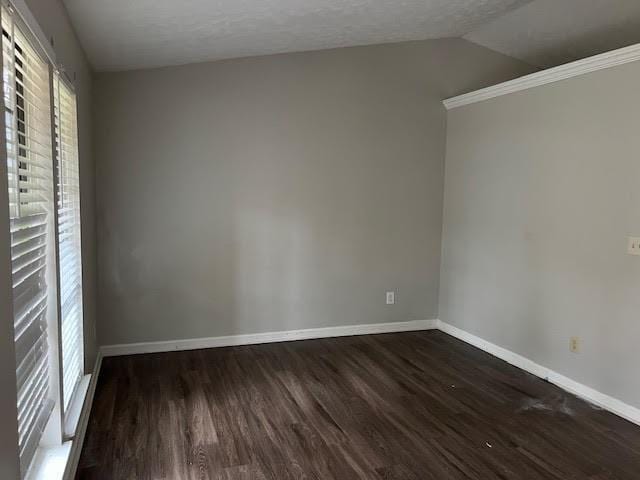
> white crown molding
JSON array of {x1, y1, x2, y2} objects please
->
[
  {"x1": 437, "y1": 320, "x2": 640, "y2": 427},
  {"x1": 100, "y1": 319, "x2": 439, "y2": 357},
  {"x1": 444, "y1": 43, "x2": 640, "y2": 110}
]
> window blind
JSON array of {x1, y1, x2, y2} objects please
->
[
  {"x1": 2, "y1": 7, "x2": 55, "y2": 476},
  {"x1": 53, "y1": 73, "x2": 83, "y2": 414}
]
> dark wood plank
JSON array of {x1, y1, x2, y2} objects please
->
[{"x1": 77, "y1": 331, "x2": 640, "y2": 479}]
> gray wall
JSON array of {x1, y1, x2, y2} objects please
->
[
  {"x1": 441, "y1": 60, "x2": 640, "y2": 409},
  {"x1": 0, "y1": 1, "x2": 93, "y2": 476},
  {"x1": 24, "y1": 0, "x2": 97, "y2": 369},
  {"x1": 94, "y1": 38, "x2": 533, "y2": 346}
]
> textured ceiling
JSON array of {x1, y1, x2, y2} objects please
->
[
  {"x1": 465, "y1": 0, "x2": 640, "y2": 68},
  {"x1": 62, "y1": 0, "x2": 530, "y2": 71}
]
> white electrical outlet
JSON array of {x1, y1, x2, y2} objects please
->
[
  {"x1": 570, "y1": 337, "x2": 580, "y2": 353},
  {"x1": 386, "y1": 291, "x2": 395, "y2": 305},
  {"x1": 628, "y1": 236, "x2": 640, "y2": 256}
]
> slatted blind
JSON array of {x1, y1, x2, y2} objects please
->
[
  {"x1": 54, "y1": 73, "x2": 83, "y2": 413},
  {"x1": 2, "y1": 7, "x2": 55, "y2": 476}
]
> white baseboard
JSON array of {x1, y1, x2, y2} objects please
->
[
  {"x1": 437, "y1": 320, "x2": 640, "y2": 427},
  {"x1": 63, "y1": 352, "x2": 103, "y2": 480},
  {"x1": 95, "y1": 317, "x2": 640, "y2": 430},
  {"x1": 100, "y1": 319, "x2": 439, "y2": 357}
]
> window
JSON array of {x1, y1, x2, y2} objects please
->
[
  {"x1": 2, "y1": 4, "x2": 85, "y2": 477},
  {"x1": 2, "y1": 8, "x2": 56, "y2": 476},
  {"x1": 54, "y1": 73, "x2": 83, "y2": 416}
]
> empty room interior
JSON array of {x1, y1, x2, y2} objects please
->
[{"x1": 1, "y1": 0, "x2": 640, "y2": 478}]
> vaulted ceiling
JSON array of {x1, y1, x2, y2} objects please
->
[
  {"x1": 465, "y1": 0, "x2": 640, "y2": 68},
  {"x1": 63, "y1": 0, "x2": 640, "y2": 72},
  {"x1": 62, "y1": 0, "x2": 531, "y2": 71}
]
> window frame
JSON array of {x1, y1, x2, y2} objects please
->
[
  {"x1": 52, "y1": 70, "x2": 84, "y2": 424},
  {"x1": 2, "y1": 10, "x2": 58, "y2": 476}
]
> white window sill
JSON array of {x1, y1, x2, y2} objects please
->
[
  {"x1": 25, "y1": 442, "x2": 71, "y2": 480},
  {"x1": 64, "y1": 375, "x2": 91, "y2": 439},
  {"x1": 26, "y1": 373, "x2": 92, "y2": 480}
]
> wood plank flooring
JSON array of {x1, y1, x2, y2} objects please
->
[{"x1": 77, "y1": 331, "x2": 640, "y2": 479}]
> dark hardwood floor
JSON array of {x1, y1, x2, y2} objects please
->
[{"x1": 77, "y1": 331, "x2": 640, "y2": 479}]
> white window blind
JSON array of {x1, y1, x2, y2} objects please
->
[
  {"x1": 53, "y1": 73, "x2": 83, "y2": 414},
  {"x1": 2, "y1": 7, "x2": 55, "y2": 476}
]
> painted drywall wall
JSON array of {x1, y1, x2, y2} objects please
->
[
  {"x1": 24, "y1": 0, "x2": 97, "y2": 369},
  {"x1": 94, "y1": 38, "x2": 533, "y2": 346},
  {"x1": 441, "y1": 60, "x2": 640, "y2": 409}
]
